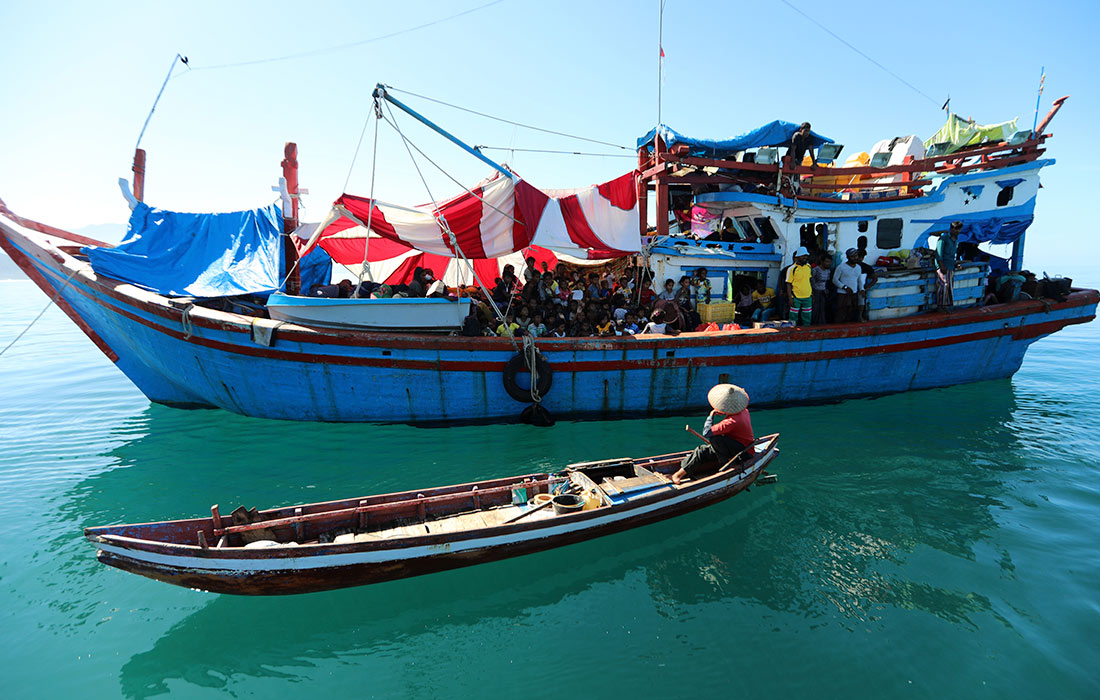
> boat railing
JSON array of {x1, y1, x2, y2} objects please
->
[
  {"x1": 718, "y1": 434, "x2": 779, "y2": 475},
  {"x1": 647, "y1": 137, "x2": 1046, "y2": 190},
  {"x1": 212, "y1": 475, "x2": 569, "y2": 539}
]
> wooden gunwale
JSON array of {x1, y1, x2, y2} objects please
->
[
  {"x1": 92, "y1": 456, "x2": 775, "y2": 595},
  {"x1": 5, "y1": 226, "x2": 1097, "y2": 394},
  {"x1": 87, "y1": 440, "x2": 776, "y2": 561},
  {"x1": 642, "y1": 137, "x2": 1048, "y2": 181},
  {"x1": 212, "y1": 475, "x2": 569, "y2": 537},
  {"x1": 10, "y1": 224, "x2": 1095, "y2": 352}
]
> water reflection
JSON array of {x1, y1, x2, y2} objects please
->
[
  {"x1": 38, "y1": 378, "x2": 1063, "y2": 696},
  {"x1": 116, "y1": 498, "x2": 775, "y2": 698}
]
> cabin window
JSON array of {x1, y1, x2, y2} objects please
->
[
  {"x1": 858, "y1": 220, "x2": 869, "y2": 233},
  {"x1": 997, "y1": 185, "x2": 1015, "y2": 206},
  {"x1": 876, "y1": 219, "x2": 903, "y2": 249},
  {"x1": 735, "y1": 217, "x2": 758, "y2": 242},
  {"x1": 753, "y1": 217, "x2": 779, "y2": 243},
  {"x1": 728, "y1": 218, "x2": 750, "y2": 239}
]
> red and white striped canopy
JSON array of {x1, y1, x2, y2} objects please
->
[{"x1": 302, "y1": 171, "x2": 640, "y2": 272}]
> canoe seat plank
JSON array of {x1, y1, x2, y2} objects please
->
[
  {"x1": 601, "y1": 474, "x2": 666, "y2": 495},
  {"x1": 361, "y1": 503, "x2": 559, "y2": 540}
]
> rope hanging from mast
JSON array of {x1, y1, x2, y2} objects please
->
[
  {"x1": 349, "y1": 98, "x2": 384, "y2": 294},
  {"x1": 379, "y1": 96, "x2": 552, "y2": 422}
]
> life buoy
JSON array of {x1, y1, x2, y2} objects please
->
[{"x1": 503, "y1": 351, "x2": 553, "y2": 403}]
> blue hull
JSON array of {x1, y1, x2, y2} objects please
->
[{"x1": 3, "y1": 222, "x2": 1097, "y2": 424}]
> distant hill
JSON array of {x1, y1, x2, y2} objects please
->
[
  {"x1": 0, "y1": 222, "x2": 127, "y2": 280},
  {"x1": 0, "y1": 252, "x2": 22, "y2": 279}
]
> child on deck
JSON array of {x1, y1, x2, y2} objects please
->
[
  {"x1": 515, "y1": 306, "x2": 531, "y2": 329},
  {"x1": 496, "y1": 313, "x2": 520, "y2": 338},
  {"x1": 595, "y1": 312, "x2": 614, "y2": 336},
  {"x1": 527, "y1": 312, "x2": 547, "y2": 338},
  {"x1": 622, "y1": 312, "x2": 640, "y2": 335}
]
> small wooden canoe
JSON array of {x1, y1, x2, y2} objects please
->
[{"x1": 85, "y1": 434, "x2": 779, "y2": 595}]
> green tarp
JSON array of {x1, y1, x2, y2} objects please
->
[{"x1": 926, "y1": 114, "x2": 1019, "y2": 154}]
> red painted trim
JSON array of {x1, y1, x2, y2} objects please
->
[
  {"x1": 19, "y1": 217, "x2": 1096, "y2": 353},
  {"x1": 0, "y1": 232, "x2": 119, "y2": 361},
  {"x1": 46, "y1": 263, "x2": 1094, "y2": 373},
  {"x1": 0, "y1": 198, "x2": 111, "y2": 248},
  {"x1": 8, "y1": 219, "x2": 1098, "y2": 370}
]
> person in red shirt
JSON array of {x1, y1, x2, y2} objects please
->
[{"x1": 671, "y1": 384, "x2": 754, "y2": 484}]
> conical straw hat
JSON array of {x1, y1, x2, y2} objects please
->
[{"x1": 707, "y1": 383, "x2": 749, "y2": 414}]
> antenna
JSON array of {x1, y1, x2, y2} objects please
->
[
  {"x1": 657, "y1": 0, "x2": 664, "y2": 130},
  {"x1": 1032, "y1": 66, "x2": 1045, "y2": 133}
]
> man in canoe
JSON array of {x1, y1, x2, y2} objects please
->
[{"x1": 671, "y1": 384, "x2": 754, "y2": 484}]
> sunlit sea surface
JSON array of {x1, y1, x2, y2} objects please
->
[{"x1": 1, "y1": 274, "x2": 1098, "y2": 699}]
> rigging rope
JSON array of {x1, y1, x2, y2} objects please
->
[
  {"x1": 475, "y1": 146, "x2": 635, "y2": 158},
  {"x1": 378, "y1": 113, "x2": 521, "y2": 227},
  {"x1": 189, "y1": 0, "x2": 510, "y2": 72},
  {"x1": 385, "y1": 86, "x2": 632, "y2": 151},
  {"x1": 383, "y1": 101, "x2": 524, "y2": 355},
  {"x1": 778, "y1": 0, "x2": 940, "y2": 108},
  {"x1": 135, "y1": 54, "x2": 189, "y2": 150},
  {"x1": 352, "y1": 102, "x2": 383, "y2": 293}
]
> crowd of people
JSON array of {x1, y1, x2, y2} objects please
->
[
  {"x1": 305, "y1": 248, "x2": 890, "y2": 337},
  {"x1": 460, "y1": 257, "x2": 706, "y2": 338},
  {"x1": 305, "y1": 230, "x2": 1042, "y2": 336}
]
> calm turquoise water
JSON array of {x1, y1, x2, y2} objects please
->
[{"x1": 1, "y1": 276, "x2": 1098, "y2": 699}]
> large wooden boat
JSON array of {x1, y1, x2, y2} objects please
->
[
  {"x1": 84, "y1": 434, "x2": 780, "y2": 595},
  {"x1": 1, "y1": 206, "x2": 1095, "y2": 423},
  {"x1": 1, "y1": 92, "x2": 1096, "y2": 424}
]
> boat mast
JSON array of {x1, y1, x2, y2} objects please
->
[
  {"x1": 653, "y1": 1, "x2": 669, "y2": 239},
  {"x1": 281, "y1": 143, "x2": 302, "y2": 295},
  {"x1": 132, "y1": 149, "x2": 146, "y2": 202},
  {"x1": 657, "y1": 0, "x2": 663, "y2": 131}
]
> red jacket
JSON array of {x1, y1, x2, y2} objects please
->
[{"x1": 709, "y1": 409, "x2": 753, "y2": 447}]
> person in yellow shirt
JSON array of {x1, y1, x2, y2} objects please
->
[
  {"x1": 785, "y1": 246, "x2": 813, "y2": 326},
  {"x1": 751, "y1": 279, "x2": 776, "y2": 322},
  {"x1": 496, "y1": 312, "x2": 521, "y2": 338}
]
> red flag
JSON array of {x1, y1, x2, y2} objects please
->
[{"x1": 659, "y1": 46, "x2": 665, "y2": 58}]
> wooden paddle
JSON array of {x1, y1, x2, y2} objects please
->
[
  {"x1": 685, "y1": 424, "x2": 710, "y2": 444},
  {"x1": 503, "y1": 498, "x2": 555, "y2": 524}
]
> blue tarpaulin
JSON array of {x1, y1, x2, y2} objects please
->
[
  {"x1": 958, "y1": 216, "x2": 1033, "y2": 245},
  {"x1": 915, "y1": 215, "x2": 1034, "y2": 251},
  {"x1": 298, "y1": 243, "x2": 333, "y2": 294},
  {"x1": 84, "y1": 202, "x2": 284, "y2": 298},
  {"x1": 637, "y1": 121, "x2": 833, "y2": 158}
]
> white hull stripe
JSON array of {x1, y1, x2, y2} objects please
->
[{"x1": 97, "y1": 456, "x2": 770, "y2": 574}]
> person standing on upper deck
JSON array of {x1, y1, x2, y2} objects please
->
[
  {"x1": 787, "y1": 122, "x2": 818, "y2": 169},
  {"x1": 832, "y1": 248, "x2": 864, "y2": 323},
  {"x1": 811, "y1": 253, "x2": 833, "y2": 325},
  {"x1": 786, "y1": 247, "x2": 813, "y2": 326},
  {"x1": 935, "y1": 221, "x2": 962, "y2": 311}
]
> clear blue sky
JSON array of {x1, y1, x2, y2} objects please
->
[{"x1": 1, "y1": 0, "x2": 1096, "y2": 273}]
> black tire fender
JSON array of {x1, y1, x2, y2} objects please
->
[{"x1": 502, "y1": 352, "x2": 553, "y2": 403}]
